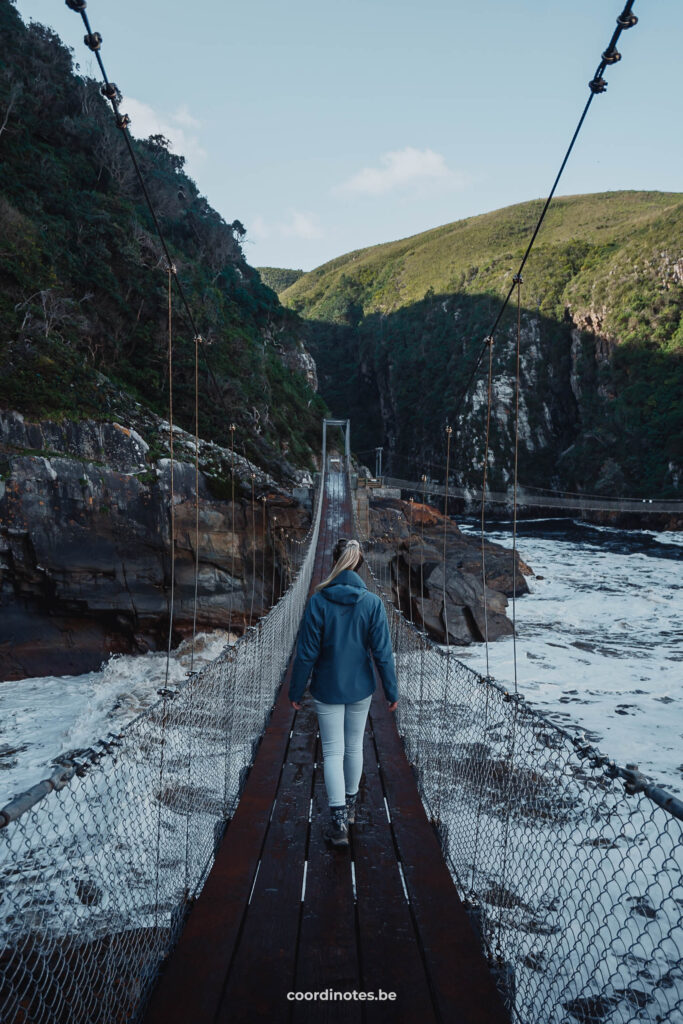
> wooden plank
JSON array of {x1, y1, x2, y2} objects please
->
[
  {"x1": 291, "y1": 738, "x2": 362, "y2": 1024},
  {"x1": 214, "y1": 704, "x2": 318, "y2": 1023},
  {"x1": 370, "y1": 691, "x2": 510, "y2": 1024},
  {"x1": 352, "y1": 727, "x2": 439, "y2": 1023},
  {"x1": 145, "y1": 487, "x2": 332, "y2": 1024}
]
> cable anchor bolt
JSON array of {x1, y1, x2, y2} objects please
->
[
  {"x1": 512, "y1": 273, "x2": 523, "y2": 285},
  {"x1": 65, "y1": 0, "x2": 87, "y2": 11},
  {"x1": 83, "y1": 32, "x2": 102, "y2": 51},
  {"x1": 116, "y1": 112, "x2": 131, "y2": 130},
  {"x1": 484, "y1": 334, "x2": 494, "y2": 346}
]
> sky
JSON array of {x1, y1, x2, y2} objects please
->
[{"x1": 14, "y1": 0, "x2": 683, "y2": 272}]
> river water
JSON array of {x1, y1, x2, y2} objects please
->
[
  {"x1": 454, "y1": 516, "x2": 683, "y2": 794},
  {"x1": 1, "y1": 518, "x2": 681, "y2": 807}
]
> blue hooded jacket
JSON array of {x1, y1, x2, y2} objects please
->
[{"x1": 288, "y1": 569, "x2": 399, "y2": 705}]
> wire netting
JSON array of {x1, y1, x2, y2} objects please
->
[
  {"x1": 0, "y1": 470, "x2": 324, "y2": 1024},
  {"x1": 351, "y1": 470, "x2": 683, "y2": 1024}
]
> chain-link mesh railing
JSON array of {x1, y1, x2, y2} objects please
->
[
  {"x1": 0, "y1": 469, "x2": 324, "y2": 1024},
  {"x1": 349, "y1": 470, "x2": 683, "y2": 1024}
]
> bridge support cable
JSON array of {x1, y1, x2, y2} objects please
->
[
  {"x1": 480, "y1": 335, "x2": 495, "y2": 679},
  {"x1": 64, "y1": 0, "x2": 244, "y2": 436},
  {"x1": 451, "y1": 0, "x2": 639, "y2": 420},
  {"x1": 442, "y1": 426, "x2": 453, "y2": 647}
]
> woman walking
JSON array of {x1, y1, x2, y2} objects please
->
[{"x1": 289, "y1": 538, "x2": 399, "y2": 848}]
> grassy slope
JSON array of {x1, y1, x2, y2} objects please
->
[{"x1": 282, "y1": 191, "x2": 682, "y2": 344}]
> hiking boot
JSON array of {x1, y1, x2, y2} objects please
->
[
  {"x1": 325, "y1": 804, "x2": 349, "y2": 848},
  {"x1": 345, "y1": 791, "x2": 358, "y2": 825}
]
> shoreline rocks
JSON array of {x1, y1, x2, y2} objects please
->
[{"x1": 366, "y1": 497, "x2": 534, "y2": 645}]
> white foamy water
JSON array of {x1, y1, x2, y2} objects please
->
[
  {"x1": 0, "y1": 631, "x2": 232, "y2": 805},
  {"x1": 453, "y1": 517, "x2": 683, "y2": 793}
]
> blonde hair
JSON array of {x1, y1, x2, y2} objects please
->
[{"x1": 315, "y1": 538, "x2": 363, "y2": 592}]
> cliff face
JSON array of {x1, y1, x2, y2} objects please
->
[
  {"x1": 0, "y1": 411, "x2": 312, "y2": 680},
  {"x1": 288, "y1": 193, "x2": 683, "y2": 499}
]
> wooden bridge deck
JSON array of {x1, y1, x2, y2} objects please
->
[{"x1": 144, "y1": 471, "x2": 510, "y2": 1024}]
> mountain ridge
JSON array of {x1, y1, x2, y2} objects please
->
[{"x1": 280, "y1": 190, "x2": 683, "y2": 499}]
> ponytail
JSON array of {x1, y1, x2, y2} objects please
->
[{"x1": 315, "y1": 538, "x2": 363, "y2": 592}]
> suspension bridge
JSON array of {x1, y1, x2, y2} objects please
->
[
  {"x1": 1, "y1": 0, "x2": 682, "y2": 1021},
  {"x1": 380, "y1": 476, "x2": 683, "y2": 515}
]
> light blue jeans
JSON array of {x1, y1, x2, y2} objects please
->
[{"x1": 312, "y1": 694, "x2": 372, "y2": 808}]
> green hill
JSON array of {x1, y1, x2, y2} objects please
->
[
  {"x1": 283, "y1": 192, "x2": 683, "y2": 497},
  {"x1": 0, "y1": 0, "x2": 325, "y2": 475},
  {"x1": 257, "y1": 267, "x2": 305, "y2": 294}
]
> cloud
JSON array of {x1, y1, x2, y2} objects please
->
[
  {"x1": 248, "y1": 209, "x2": 323, "y2": 242},
  {"x1": 123, "y1": 98, "x2": 207, "y2": 169},
  {"x1": 280, "y1": 210, "x2": 323, "y2": 240},
  {"x1": 335, "y1": 147, "x2": 465, "y2": 197}
]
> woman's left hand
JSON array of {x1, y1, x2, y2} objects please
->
[{"x1": 291, "y1": 700, "x2": 303, "y2": 710}]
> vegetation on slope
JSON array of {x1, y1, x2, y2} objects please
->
[
  {"x1": 257, "y1": 267, "x2": 305, "y2": 294},
  {"x1": 0, "y1": 0, "x2": 326, "y2": 474},
  {"x1": 283, "y1": 192, "x2": 683, "y2": 497}
]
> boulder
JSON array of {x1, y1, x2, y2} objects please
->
[{"x1": 367, "y1": 496, "x2": 533, "y2": 645}]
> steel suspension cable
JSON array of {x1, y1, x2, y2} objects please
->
[
  {"x1": 511, "y1": 277, "x2": 523, "y2": 696},
  {"x1": 65, "y1": 0, "x2": 239, "y2": 428},
  {"x1": 164, "y1": 265, "x2": 176, "y2": 684},
  {"x1": 228, "y1": 423, "x2": 236, "y2": 639},
  {"x1": 480, "y1": 338, "x2": 495, "y2": 679},
  {"x1": 449, "y1": 0, "x2": 638, "y2": 415},
  {"x1": 442, "y1": 426, "x2": 452, "y2": 647}
]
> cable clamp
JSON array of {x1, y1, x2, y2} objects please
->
[
  {"x1": 157, "y1": 687, "x2": 178, "y2": 699},
  {"x1": 623, "y1": 764, "x2": 648, "y2": 796},
  {"x1": 100, "y1": 82, "x2": 121, "y2": 103},
  {"x1": 601, "y1": 47, "x2": 621, "y2": 65},
  {"x1": 116, "y1": 112, "x2": 131, "y2": 130},
  {"x1": 83, "y1": 32, "x2": 102, "y2": 51},
  {"x1": 503, "y1": 691, "x2": 524, "y2": 704},
  {"x1": 65, "y1": 0, "x2": 87, "y2": 10},
  {"x1": 589, "y1": 76, "x2": 608, "y2": 94},
  {"x1": 617, "y1": 10, "x2": 638, "y2": 29},
  {"x1": 512, "y1": 273, "x2": 523, "y2": 285},
  {"x1": 484, "y1": 335, "x2": 494, "y2": 346}
]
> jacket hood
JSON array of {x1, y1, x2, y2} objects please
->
[{"x1": 319, "y1": 569, "x2": 368, "y2": 605}]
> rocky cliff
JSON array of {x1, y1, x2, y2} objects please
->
[{"x1": 0, "y1": 410, "x2": 313, "y2": 680}]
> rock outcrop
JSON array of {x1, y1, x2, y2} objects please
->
[
  {"x1": 366, "y1": 497, "x2": 534, "y2": 645},
  {"x1": 0, "y1": 411, "x2": 312, "y2": 681}
]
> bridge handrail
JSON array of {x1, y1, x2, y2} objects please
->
[
  {"x1": 349, "y1": 464, "x2": 683, "y2": 1024},
  {"x1": 0, "y1": 462, "x2": 326, "y2": 1024}
]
